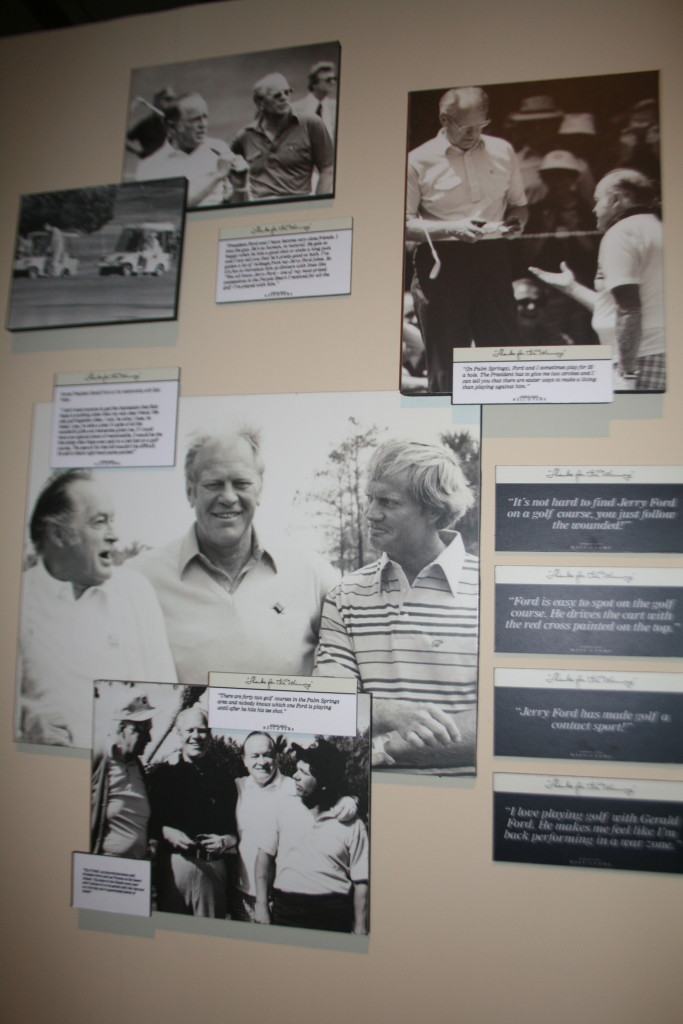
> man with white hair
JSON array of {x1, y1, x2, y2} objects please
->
[
  {"x1": 231, "y1": 72, "x2": 334, "y2": 199},
  {"x1": 531, "y1": 168, "x2": 665, "y2": 390},
  {"x1": 406, "y1": 85, "x2": 528, "y2": 393},
  {"x1": 137, "y1": 426, "x2": 337, "y2": 685},
  {"x1": 17, "y1": 469, "x2": 176, "y2": 748},
  {"x1": 315, "y1": 440, "x2": 479, "y2": 773},
  {"x1": 135, "y1": 92, "x2": 249, "y2": 208},
  {"x1": 148, "y1": 705, "x2": 238, "y2": 918}
]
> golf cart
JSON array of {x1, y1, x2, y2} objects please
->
[
  {"x1": 98, "y1": 222, "x2": 177, "y2": 276},
  {"x1": 14, "y1": 231, "x2": 79, "y2": 278}
]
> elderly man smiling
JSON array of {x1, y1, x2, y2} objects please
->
[
  {"x1": 17, "y1": 470, "x2": 176, "y2": 748},
  {"x1": 137, "y1": 426, "x2": 337, "y2": 685},
  {"x1": 231, "y1": 72, "x2": 334, "y2": 200}
]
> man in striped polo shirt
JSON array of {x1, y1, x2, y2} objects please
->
[{"x1": 315, "y1": 440, "x2": 479, "y2": 775}]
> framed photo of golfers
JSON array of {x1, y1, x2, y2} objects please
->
[
  {"x1": 401, "y1": 70, "x2": 664, "y2": 398},
  {"x1": 122, "y1": 41, "x2": 341, "y2": 211}
]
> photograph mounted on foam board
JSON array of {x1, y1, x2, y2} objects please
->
[
  {"x1": 401, "y1": 71, "x2": 664, "y2": 397},
  {"x1": 7, "y1": 178, "x2": 187, "y2": 332},
  {"x1": 16, "y1": 392, "x2": 480, "y2": 778},
  {"x1": 123, "y1": 42, "x2": 340, "y2": 211}
]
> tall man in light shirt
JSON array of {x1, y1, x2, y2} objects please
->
[
  {"x1": 17, "y1": 470, "x2": 177, "y2": 748},
  {"x1": 315, "y1": 440, "x2": 479, "y2": 774},
  {"x1": 406, "y1": 86, "x2": 528, "y2": 393},
  {"x1": 137, "y1": 426, "x2": 337, "y2": 685}
]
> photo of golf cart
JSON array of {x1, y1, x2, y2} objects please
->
[
  {"x1": 14, "y1": 231, "x2": 80, "y2": 278},
  {"x1": 98, "y1": 222, "x2": 177, "y2": 276}
]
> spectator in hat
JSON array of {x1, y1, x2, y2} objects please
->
[
  {"x1": 254, "y1": 740, "x2": 368, "y2": 933},
  {"x1": 512, "y1": 278, "x2": 575, "y2": 346},
  {"x1": 556, "y1": 113, "x2": 598, "y2": 203},
  {"x1": 91, "y1": 690, "x2": 156, "y2": 859},
  {"x1": 505, "y1": 94, "x2": 564, "y2": 203},
  {"x1": 525, "y1": 149, "x2": 597, "y2": 286}
]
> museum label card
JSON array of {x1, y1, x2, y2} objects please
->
[
  {"x1": 452, "y1": 346, "x2": 612, "y2": 405},
  {"x1": 50, "y1": 367, "x2": 179, "y2": 468},
  {"x1": 495, "y1": 566, "x2": 683, "y2": 658},
  {"x1": 216, "y1": 218, "x2": 352, "y2": 303},
  {"x1": 494, "y1": 773, "x2": 683, "y2": 873},
  {"x1": 72, "y1": 852, "x2": 151, "y2": 916},
  {"x1": 208, "y1": 673, "x2": 358, "y2": 736},
  {"x1": 496, "y1": 466, "x2": 683, "y2": 553},
  {"x1": 495, "y1": 668, "x2": 683, "y2": 763}
]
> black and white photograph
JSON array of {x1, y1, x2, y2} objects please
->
[
  {"x1": 122, "y1": 42, "x2": 340, "y2": 210},
  {"x1": 402, "y1": 70, "x2": 664, "y2": 396},
  {"x1": 7, "y1": 178, "x2": 187, "y2": 332},
  {"x1": 16, "y1": 392, "x2": 480, "y2": 778},
  {"x1": 90, "y1": 679, "x2": 370, "y2": 933}
]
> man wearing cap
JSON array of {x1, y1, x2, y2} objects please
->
[
  {"x1": 91, "y1": 690, "x2": 156, "y2": 859},
  {"x1": 136, "y1": 425, "x2": 337, "y2": 685},
  {"x1": 17, "y1": 469, "x2": 177, "y2": 749},
  {"x1": 231, "y1": 73, "x2": 334, "y2": 200},
  {"x1": 406, "y1": 86, "x2": 528, "y2": 393},
  {"x1": 531, "y1": 168, "x2": 665, "y2": 391},
  {"x1": 135, "y1": 92, "x2": 249, "y2": 208},
  {"x1": 147, "y1": 706, "x2": 238, "y2": 918},
  {"x1": 254, "y1": 740, "x2": 369, "y2": 934}
]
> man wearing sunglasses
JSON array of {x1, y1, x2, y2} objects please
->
[
  {"x1": 406, "y1": 86, "x2": 528, "y2": 393},
  {"x1": 231, "y1": 72, "x2": 334, "y2": 200}
]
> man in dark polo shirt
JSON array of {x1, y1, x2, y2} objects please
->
[{"x1": 231, "y1": 72, "x2": 334, "y2": 200}]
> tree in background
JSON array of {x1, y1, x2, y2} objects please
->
[
  {"x1": 20, "y1": 186, "x2": 116, "y2": 235},
  {"x1": 300, "y1": 418, "x2": 384, "y2": 573},
  {"x1": 440, "y1": 429, "x2": 481, "y2": 555}
]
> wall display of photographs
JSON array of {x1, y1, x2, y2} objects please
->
[
  {"x1": 7, "y1": 178, "x2": 187, "y2": 332},
  {"x1": 122, "y1": 42, "x2": 340, "y2": 211},
  {"x1": 16, "y1": 391, "x2": 480, "y2": 778},
  {"x1": 401, "y1": 70, "x2": 663, "y2": 396},
  {"x1": 88, "y1": 679, "x2": 371, "y2": 934}
]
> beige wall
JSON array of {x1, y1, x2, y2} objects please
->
[{"x1": 1, "y1": 1, "x2": 681, "y2": 1021}]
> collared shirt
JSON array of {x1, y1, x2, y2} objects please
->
[
  {"x1": 136, "y1": 526, "x2": 339, "y2": 685},
  {"x1": 235, "y1": 771, "x2": 297, "y2": 896},
  {"x1": 292, "y1": 93, "x2": 337, "y2": 137},
  {"x1": 406, "y1": 129, "x2": 526, "y2": 224},
  {"x1": 314, "y1": 531, "x2": 479, "y2": 712},
  {"x1": 231, "y1": 112, "x2": 334, "y2": 199},
  {"x1": 18, "y1": 560, "x2": 177, "y2": 748},
  {"x1": 259, "y1": 796, "x2": 369, "y2": 896},
  {"x1": 592, "y1": 212, "x2": 664, "y2": 357},
  {"x1": 134, "y1": 137, "x2": 237, "y2": 207},
  {"x1": 101, "y1": 749, "x2": 150, "y2": 859}
]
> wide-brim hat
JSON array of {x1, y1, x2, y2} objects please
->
[
  {"x1": 558, "y1": 113, "x2": 597, "y2": 136},
  {"x1": 113, "y1": 690, "x2": 155, "y2": 722},
  {"x1": 508, "y1": 95, "x2": 563, "y2": 121},
  {"x1": 539, "y1": 149, "x2": 583, "y2": 175}
]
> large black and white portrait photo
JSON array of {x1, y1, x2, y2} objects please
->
[
  {"x1": 7, "y1": 178, "x2": 187, "y2": 332},
  {"x1": 122, "y1": 42, "x2": 340, "y2": 211},
  {"x1": 90, "y1": 679, "x2": 371, "y2": 933},
  {"x1": 401, "y1": 71, "x2": 664, "y2": 396},
  {"x1": 16, "y1": 392, "x2": 480, "y2": 777}
]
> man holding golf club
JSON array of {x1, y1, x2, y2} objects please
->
[{"x1": 406, "y1": 85, "x2": 528, "y2": 393}]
